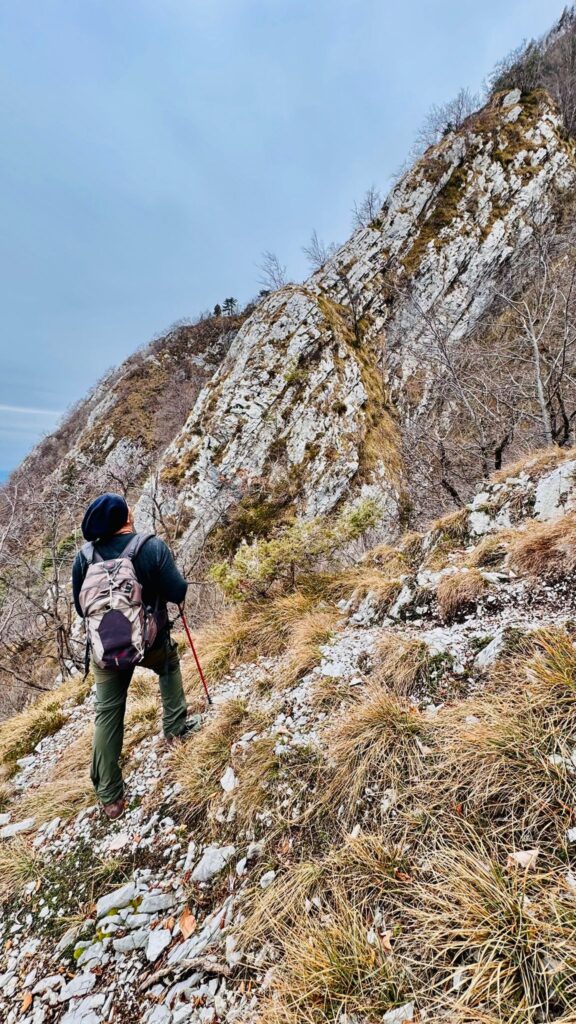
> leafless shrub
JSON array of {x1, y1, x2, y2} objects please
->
[
  {"x1": 412, "y1": 87, "x2": 481, "y2": 156},
  {"x1": 351, "y1": 185, "x2": 383, "y2": 229},
  {"x1": 258, "y1": 250, "x2": 288, "y2": 291},
  {"x1": 302, "y1": 230, "x2": 337, "y2": 272}
]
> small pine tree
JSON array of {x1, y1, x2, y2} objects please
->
[
  {"x1": 213, "y1": 303, "x2": 222, "y2": 317},
  {"x1": 223, "y1": 297, "x2": 238, "y2": 316}
]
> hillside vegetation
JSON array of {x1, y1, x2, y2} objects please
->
[{"x1": 2, "y1": 8, "x2": 576, "y2": 1024}]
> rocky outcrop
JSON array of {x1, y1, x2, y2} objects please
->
[
  {"x1": 12, "y1": 316, "x2": 243, "y2": 503},
  {"x1": 141, "y1": 89, "x2": 576, "y2": 556}
]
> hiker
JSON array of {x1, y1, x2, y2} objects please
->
[{"x1": 72, "y1": 493, "x2": 200, "y2": 820}]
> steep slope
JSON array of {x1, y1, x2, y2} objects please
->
[
  {"x1": 11, "y1": 314, "x2": 245, "y2": 508},
  {"x1": 2, "y1": 449, "x2": 576, "y2": 1023},
  {"x1": 141, "y1": 88, "x2": 576, "y2": 556}
]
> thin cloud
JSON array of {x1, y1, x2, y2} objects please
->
[{"x1": 0, "y1": 404, "x2": 63, "y2": 416}]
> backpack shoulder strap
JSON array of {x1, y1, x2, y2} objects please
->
[
  {"x1": 121, "y1": 532, "x2": 155, "y2": 562},
  {"x1": 80, "y1": 541, "x2": 103, "y2": 565}
]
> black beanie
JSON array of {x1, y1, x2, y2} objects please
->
[{"x1": 81, "y1": 493, "x2": 129, "y2": 542}]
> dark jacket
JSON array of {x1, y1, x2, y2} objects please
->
[{"x1": 72, "y1": 533, "x2": 188, "y2": 641}]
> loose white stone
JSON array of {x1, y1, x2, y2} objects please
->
[
  {"x1": 147, "y1": 1007, "x2": 172, "y2": 1024},
  {"x1": 192, "y1": 845, "x2": 236, "y2": 882},
  {"x1": 32, "y1": 975, "x2": 63, "y2": 995},
  {"x1": 220, "y1": 767, "x2": 237, "y2": 793},
  {"x1": 383, "y1": 1003, "x2": 414, "y2": 1023},
  {"x1": 95, "y1": 882, "x2": 136, "y2": 918},
  {"x1": 113, "y1": 929, "x2": 149, "y2": 953},
  {"x1": 139, "y1": 892, "x2": 176, "y2": 914},
  {"x1": 0, "y1": 817, "x2": 35, "y2": 839},
  {"x1": 108, "y1": 831, "x2": 130, "y2": 852},
  {"x1": 76, "y1": 942, "x2": 106, "y2": 968},
  {"x1": 146, "y1": 928, "x2": 172, "y2": 962},
  {"x1": 58, "y1": 972, "x2": 97, "y2": 1002},
  {"x1": 259, "y1": 870, "x2": 276, "y2": 889}
]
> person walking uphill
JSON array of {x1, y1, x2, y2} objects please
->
[{"x1": 72, "y1": 493, "x2": 201, "y2": 821}]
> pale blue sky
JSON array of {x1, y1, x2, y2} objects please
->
[{"x1": 0, "y1": 0, "x2": 567, "y2": 472}]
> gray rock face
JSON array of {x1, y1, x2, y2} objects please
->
[
  {"x1": 139, "y1": 90, "x2": 576, "y2": 558},
  {"x1": 534, "y1": 460, "x2": 576, "y2": 520}
]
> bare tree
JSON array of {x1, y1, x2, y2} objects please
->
[
  {"x1": 494, "y1": 228, "x2": 576, "y2": 447},
  {"x1": 258, "y1": 250, "x2": 288, "y2": 291},
  {"x1": 391, "y1": 212, "x2": 576, "y2": 521},
  {"x1": 413, "y1": 88, "x2": 481, "y2": 155},
  {"x1": 351, "y1": 185, "x2": 383, "y2": 229},
  {"x1": 302, "y1": 230, "x2": 337, "y2": 272},
  {"x1": 0, "y1": 482, "x2": 86, "y2": 706}
]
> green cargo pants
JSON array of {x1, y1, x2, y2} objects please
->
[{"x1": 90, "y1": 638, "x2": 187, "y2": 805}]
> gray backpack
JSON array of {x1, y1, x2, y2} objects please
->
[{"x1": 79, "y1": 534, "x2": 158, "y2": 670}]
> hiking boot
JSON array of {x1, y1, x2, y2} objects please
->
[
  {"x1": 101, "y1": 797, "x2": 126, "y2": 821},
  {"x1": 165, "y1": 714, "x2": 203, "y2": 747}
]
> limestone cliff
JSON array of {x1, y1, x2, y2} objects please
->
[{"x1": 139, "y1": 88, "x2": 576, "y2": 556}]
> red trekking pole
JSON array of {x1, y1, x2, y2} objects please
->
[{"x1": 178, "y1": 604, "x2": 212, "y2": 706}]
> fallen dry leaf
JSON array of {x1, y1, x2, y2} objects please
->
[
  {"x1": 179, "y1": 907, "x2": 197, "y2": 939},
  {"x1": 165, "y1": 916, "x2": 175, "y2": 931},
  {"x1": 21, "y1": 993, "x2": 33, "y2": 1012},
  {"x1": 380, "y1": 929, "x2": 393, "y2": 953}
]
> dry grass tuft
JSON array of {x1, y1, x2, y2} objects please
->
[
  {"x1": 275, "y1": 606, "x2": 341, "y2": 690},
  {"x1": 0, "y1": 673, "x2": 92, "y2": 777},
  {"x1": 0, "y1": 837, "x2": 44, "y2": 902},
  {"x1": 428, "y1": 694, "x2": 573, "y2": 845},
  {"x1": 360, "y1": 543, "x2": 408, "y2": 576},
  {"x1": 241, "y1": 832, "x2": 408, "y2": 947},
  {"x1": 234, "y1": 737, "x2": 280, "y2": 826},
  {"x1": 258, "y1": 887, "x2": 410, "y2": 1024},
  {"x1": 331, "y1": 567, "x2": 403, "y2": 613},
  {"x1": 320, "y1": 685, "x2": 427, "y2": 824},
  {"x1": 422, "y1": 507, "x2": 471, "y2": 570},
  {"x1": 436, "y1": 568, "x2": 488, "y2": 622},
  {"x1": 410, "y1": 847, "x2": 576, "y2": 1021},
  {"x1": 398, "y1": 531, "x2": 425, "y2": 567},
  {"x1": 374, "y1": 633, "x2": 431, "y2": 695},
  {"x1": 18, "y1": 726, "x2": 95, "y2": 825},
  {"x1": 431, "y1": 507, "x2": 470, "y2": 543},
  {"x1": 170, "y1": 698, "x2": 255, "y2": 821},
  {"x1": 309, "y1": 674, "x2": 352, "y2": 712},
  {"x1": 490, "y1": 446, "x2": 574, "y2": 484},
  {"x1": 184, "y1": 607, "x2": 254, "y2": 686},
  {"x1": 186, "y1": 591, "x2": 322, "y2": 690},
  {"x1": 508, "y1": 512, "x2": 576, "y2": 578},
  {"x1": 425, "y1": 632, "x2": 576, "y2": 845},
  {"x1": 466, "y1": 533, "x2": 510, "y2": 568}
]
